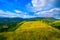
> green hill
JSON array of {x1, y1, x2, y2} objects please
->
[
  {"x1": 0, "y1": 17, "x2": 57, "y2": 32},
  {"x1": 50, "y1": 20, "x2": 60, "y2": 29},
  {"x1": 15, "y1": 21, "x2": 60, "y2": 40},
  {"x1": 0, "y1": 21, "x2": 60, "y2": 40}
]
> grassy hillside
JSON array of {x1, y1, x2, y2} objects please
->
[
  {"x1": 0, "y1": 32, "x2": 14, "y2": 40},
  {"x1": 50, "y1": 20, "x2": 60, "y2": 29},
  {"x1": 0, "y1": 17, "x2": 57, "y2": 32},
  {"x1": 0, "y1": 21, "x2": 60, "y2": 40},
  {"x1": 14, "y1": 21, "x2": 60, "y2": 40}
]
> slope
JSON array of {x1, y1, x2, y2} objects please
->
[{"x1": 15, "y1": 21, "x2": 60, "y2": 40}]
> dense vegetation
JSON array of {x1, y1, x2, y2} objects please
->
[
  {"x1": 14, "y1": 21, "x2": 60, "y2": 40},
  {"x1": 0, "y1": 21, "x2": 23, "y2": 32},
  {"x1": 50, "y1": 20, "x2": 60, "y2": 29},
  {"x1": 0, "y1": 21, "x2": 60, "y2": 40},
  {"x1": 0, "y1": 17, "x2": 60, "y2": 40},
  {"x1": 0, "y1": 17, "x2": 60, "y2": 31},
  {"x1": 0, "y1": 17, "x2": 24, "y2": 32}
]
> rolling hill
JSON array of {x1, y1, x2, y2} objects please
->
[
  {"x1": 50, "y1": 20, "x2": 60, "y2": 29},
  {"x1": 14, "y1": 21, "x2": 60, "y2": 40},
  {"x1": 0, "y1": 17, "x2": 57, "y2": 32},
  {"x1": 0, "y1": 18, "x2": 60, "y2": 40}
]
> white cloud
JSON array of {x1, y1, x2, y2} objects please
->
[
  {"x1": 0, "y1": 10, "x2": 36, "y2": 18},
  {"x1": 14, "y1": 10, "x2": 23, "y2": 13},
  {"x1": 0, "y1": 10, "x2": 22, "y2": 18},
  {"x1": 21, "y1": 15, "x2": 36, "y2": 18},
  {"x1": 0, "y1": 10, "x2": 17, "y2": 17},
  {"x1": 26, "y1": 0, "x2": 54, "y2": 13},
  {"x1": 50, "y1": 0, "x2": 55, "y2": 3},
  {"x1": 35, "y1": 8, "x2": 60, "y2": 18},
  {"x1": 32, "y1": 0, "x2": 47, "y2": 8},
  {"x1": 0, "y1": 8, "x2": 60, "y2": 19}
]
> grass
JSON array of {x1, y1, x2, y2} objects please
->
[
  {"x1": 15, "y1": 21, "x2": 60, "y2": 40},
  {"x1": 50, "y1": 20, "x2": 60, "y2": 29},
  {"x1": 0, "y1": 21, "x2": 60, "y2": 40}
]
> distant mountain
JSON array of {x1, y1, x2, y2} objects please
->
[
  {"x1": 24, "y1": 17, "x2": 57, "y2": 21},
  {"x1": 0, "y1": 17, "x2": 57, "y2": 22},
  {"x1": 0, "y1": 17, "x2": 59, "y2": 32},
  {"x1": 0, "y1": 17, "x2": 24, "y2": 22}
]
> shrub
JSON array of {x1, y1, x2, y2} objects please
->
[{"x1": 50, "y1": 20, "x2": 60, "y2": 29}]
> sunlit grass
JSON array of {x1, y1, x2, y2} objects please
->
[
  {"x1": 15, "y1": 21, "x2": 60, "y2": 40},
  {"x1": 50, "y1": 20, "x2": 60, "y2": 29},
  {"x1": 0, "y1": 21, "x2": 60, "y2": 40}
]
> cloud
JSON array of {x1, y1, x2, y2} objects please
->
[
  {"x1": 32, "y1": 0, "x2": 47, "y2": 8},
  {"x1": 14, "y1": 10, "x2": 23, "y2": 13},
  {"x1": 14, "y1": 10, "x2": 37, "y2": 18},
  {"x1": 35, "y1": 8, "x2": 60, "y2": 19},
  {"x1": 26, "y1": 0, "x2": 55, "y2": 13},
  {"x1": 31, "y1": 0, "x2": 55, "y2": 8},
  {"x1": 14, "y1": 10, "x2": 29, "y2": 15},
  {"x1": 0, "y1": 10, "x2": 17, "y2": 17},
  {"x1": 0, "y1": 10, "x2": 36, "y2": 18},
  {"x1": 14, "y1": 8, "x2": 60, "y2": 19},
  {"x1": 0, "y1": 8, "x2": 60, "y2": 19},
  {"x1": 21, "y1": 15, "x2": 36, "y2": 18}
]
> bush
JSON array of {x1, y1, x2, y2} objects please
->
[
  {"x1": 0, "y1": 35, "x2": 7, "y2": 40},
  {"x1": 50, "y1": 20, "x2": 60, "y2": 29}
]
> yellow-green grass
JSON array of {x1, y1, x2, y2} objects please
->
[
  {"x1": 0, "y1": 21, "x2": 60, "y2": 40},
  {"x1": 50, "y1": 20, "x2": 60, "y2": 29},
  {"x1": 15, "y1": 21, "x2": 60, "y2": 40},
  {"x1": 0, "y1": 32, "x2": 14, "y2": 40}
]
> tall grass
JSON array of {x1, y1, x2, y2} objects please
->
[{"x1": 0, "y1": 21, "x2": 60, "y2": 40}]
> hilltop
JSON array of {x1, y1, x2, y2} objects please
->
[
  {"x1": 0, "y1": 17, "x2": 57, "y2": 32},
  {"x1": 14, "y1": 21, "x2": 60, "y2": 40},
  {"x1": 0, "y1": 19, "x2": 60, "y2": 40}
]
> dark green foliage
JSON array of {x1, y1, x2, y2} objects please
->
[
  {"x1": 50, "y1": 20, "x2": 60, "y2": 29},
  {"x1": 0, "y1": 17, "x2": 59, "y2": 32},
  {"x1": 0, "y1": 21, "x2": 23, "y2": 32},
  {"x1": 0, "y1": 35, "x2": 7, "y2": 40}
]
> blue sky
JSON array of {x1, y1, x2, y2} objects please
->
[{"x1": 0, "y1": 0, "x2": 60, "y2": 19}]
